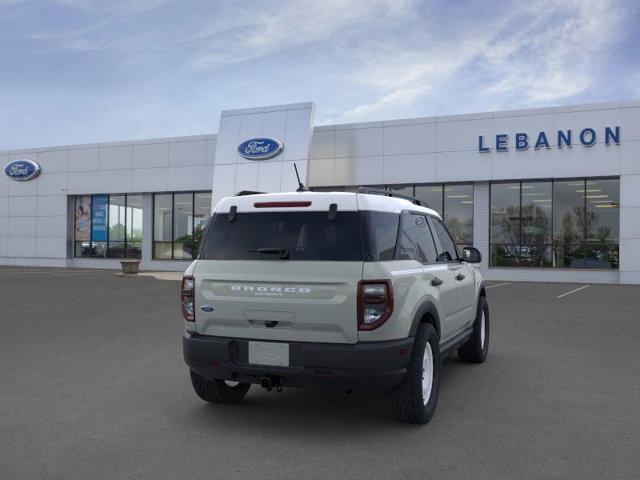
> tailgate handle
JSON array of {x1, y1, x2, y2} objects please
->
[{"x1": 265, "y1": 321, "x2": 278, "y2": 328}]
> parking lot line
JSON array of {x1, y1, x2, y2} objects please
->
[
  {"x1": 557, "y1": 284, "x2": 590, "y2": 298},
  {"x1": 486, "y1": 282, "x2": 511, "y2": 289}
]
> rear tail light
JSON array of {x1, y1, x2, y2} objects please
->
[
  {"x1": 357, "y1": 280, "x2": 393, "y2": 331},
  {"x1": 181, "y1": 276, "x2": 195, "y2": 321}
]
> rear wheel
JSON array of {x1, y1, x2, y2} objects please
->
[
  {"x1": 387, "y1": 323, "x2": 440, "y2": 424},
  {"x1": 458, "y1": 296, "x2": 489, "y2": 363},
  {"x1": 190, "y1": 370, "x2": 251, "y2": 404}
]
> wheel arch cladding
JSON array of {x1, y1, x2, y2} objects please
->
[{"x1": 410, "y1": 302, "x2": 441, "y2": 340}]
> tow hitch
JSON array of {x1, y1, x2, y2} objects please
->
[{"x1": 260, "y1": 376, "x2": 283, "y2": 392}]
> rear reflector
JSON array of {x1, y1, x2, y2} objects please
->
[{"x1": 254, "y1": 201, "x2": 312, "y2": 208}]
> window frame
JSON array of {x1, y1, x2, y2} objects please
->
[{"x1": 152, "y1": 191, "x2": 212, "y2": 260}]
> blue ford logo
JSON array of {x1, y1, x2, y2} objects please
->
[
  {"x1": 4, "y1": 159, "x2": 41, "y2": 181},
  {"x1": 237, "y1": 137, "x2": 283, "y2": 160}
]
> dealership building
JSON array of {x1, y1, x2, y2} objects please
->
[{"x1": 1, "y1": 100, "x2": 639, "y2": 284}]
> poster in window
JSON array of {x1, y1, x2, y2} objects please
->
[
  {"x1": 91, "y1": 195, "x2": 108, "y2": 242},
  {"x1": 75, "y1": 196, "x2": 91, "y2": 241}
]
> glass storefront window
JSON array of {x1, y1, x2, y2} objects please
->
[
  {"x1": 173, "y1": 193, "x2": 194, "y2": 260},
  {"x1": 490, "y1": 182, "x2": 520, "y2": 266},
  {"x1": 152, "y1": 191, "x2": 212, "y2": 260},
  {"x1": 491, "y1": 178, "x2": 619, "y2": 269},
  {"x1": 126, "y1": 195, "x2": 143, "y2": 259},
  {"x1": 444, "y1": 184, "x2": 473, "y2": 249},
  {"x1": 73, "y1": 193, "x2": 143, "y2": 259},
  {"x1": 414, "y1": 185, "x2": 443, "y2": 216}
]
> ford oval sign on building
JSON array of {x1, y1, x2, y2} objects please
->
[
  {"x1": 237, "y1": 138, "x2": 283, "y2": 160},
  {"x1": 4, "y1": 159, "x2": 41, "y2": 181}
]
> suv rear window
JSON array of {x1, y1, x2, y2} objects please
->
[{"x1": 200, "y1": 211, "x2": 364, "y2": 261}]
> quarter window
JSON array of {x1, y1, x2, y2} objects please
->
[{"x1": 412, "y1": 214, "x2": 438, "y2": 264}]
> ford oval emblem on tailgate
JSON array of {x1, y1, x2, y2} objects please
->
[{"x1": 200, "y1": 305, "x2": 215, "y2": 312}]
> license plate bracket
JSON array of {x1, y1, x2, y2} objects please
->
[{"x1": 248, "y1": 341, "x2": 290, "y2": 367}]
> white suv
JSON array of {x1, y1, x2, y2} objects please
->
[{"x1": 182, "y1": 188, "x2": 489, "y2": 424}]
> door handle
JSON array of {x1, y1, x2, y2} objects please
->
[
  {"x1": 456, "y1": 273, "x2": 465, "y2": 281},
  {"x1": 431, "y1": 277, "x2": 443, "y2": 287}
]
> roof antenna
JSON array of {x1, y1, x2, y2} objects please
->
[{"x1": 293, "y1": 163, "x2": 307, "y2": 192}]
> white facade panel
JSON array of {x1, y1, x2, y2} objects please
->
[
  {"x1": 335, "y1": 127, "x2": 382, "y2": 158},
  {"x1": 620, "y1": 140, "x2": 640, "y2": 175},
  {"x1": 37, "y1": 172, "x2": 67, "y2": 196},
  {"x1": 167, "y1": 165, "x2": 208, "y2": 191},
  {"x1": 97, "y1": 169, "x2": 133, "y2": 193},
  {"x1": 8, "y1": 177, "x2": 37, "y2": 196},
  {"x1": 437, "y1": 150, "x2": 492, "y2": 182},
  {"x1": 68, "y1": 147, "x2": 100, "y2": 172},
  {"x1": 134, "y1": 142, "x2": 169, "y2": 169},
  {"x1": 132, "y1": 167, "x2": 169, "y2": 192},
  {"x1": 67, "y1": 171, "x2": 102, "y2": 195},
  {"x1": 9, "y1": 216, "x2": 37, "y2": 237},
  {"x1": 36, "y1": 237, "x2": 67, "y2": 258},
  {"x1": 8, "y1": 196, "x2": 37, "y2": 216},
  {"x1": 307, "y1": 158, "x2": 335, "y2": 186},
  {"x1": 36, "y1": 215, "x2": 67, "y2": 238},
  {"x1": 282, "y1": 106, "x2": 315, "y2": 162},
  {"x1": 334, "y1": 156, "x2": 383, "y2": 185},
  {"x1": 382, "y1": 153, "x2": 437, "y2": 185},
  {"x1": 438, "y1": 118, "x2": 493, "y2": 152},
  {"x1": 309, "y1": 130, "x2": 334, "y2": 160},
  {"x1": 7, "y1": 236, "x2": 36, "y2": 257},
  {"x1": 383, "y1": 123, "x2": 437, "y2": 156},
  {"x1": 36, "y1": 149, "x2": 67, "y2": 173},
  {"x1": 99, "y1": 144, "x2": 133, "y2": 170},
  {"x1": 620, "y1": 107, "x2": 640, "y2": 142},
  {"x1": 169, "y1": 140, "x2": 206, "y2": 167},
  {"x1": 37, "y1": 195, "x2": 67, "y2": 217}
]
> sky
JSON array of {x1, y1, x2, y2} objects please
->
[{"x1": 1, "y1": 0, "x2": 639, "y2": 150}]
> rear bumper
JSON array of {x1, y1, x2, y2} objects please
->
[{"x1": 183, "y1": 332, "x2": 414, "y2": 394}]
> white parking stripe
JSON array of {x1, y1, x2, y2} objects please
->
[
  {"x1": 557, "y1": 284, "x2": 590, "y2": 298},
  {"x1": 486, "y1": 282, "x2": 511, "y2": 289}
]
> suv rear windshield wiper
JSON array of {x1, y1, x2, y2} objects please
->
[{"x1": 248, "y1": 247, "x2": 290, "y2": 259}]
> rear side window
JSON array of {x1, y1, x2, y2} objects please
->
[
  {"x1": 200, "y1": 211, "x2": 364, "y2": 261},
  {"x1": 412, "y1": 214, "x2": 438, "y2": 264},
  {"x1": 395, "y1": 213, "x2": 416, "y2": 260},
  {"x1": 360, "y1": 211, "x2": 400, "y2": 261},
  {"x1": 430, "y1": 217, "x2": 459, "y2": 262}
]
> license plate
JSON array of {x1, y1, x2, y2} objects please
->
[{"x1": 248, "y1": 341, "x2": 289, "y2": 367}]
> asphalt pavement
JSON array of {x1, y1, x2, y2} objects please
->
[{"x1": 1, "y1": 268, "x2": 639, "y2": 479}]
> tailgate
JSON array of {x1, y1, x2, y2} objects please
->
[{"x1": 193, "y1": 261, "x2": 362, "y2": 344}]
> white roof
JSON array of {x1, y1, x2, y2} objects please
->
[{"x1": 214, "y1": 191, "x2": 441, "y2": 218}]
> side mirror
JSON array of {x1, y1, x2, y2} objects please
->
[{"x1": 462, "y1": 246, "x2": 482, "y2": 263}]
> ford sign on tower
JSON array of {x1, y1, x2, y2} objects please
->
[
  {"x1": 4, "y1": 159, "x2": 41, "y2": 181},
  {"x1": 237, "y1": 137, "x2": 283, "y2": 160}
]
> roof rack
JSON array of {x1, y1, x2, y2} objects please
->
[
  {"x1": 356, "y1": 187, "x2": 429, "y2": 208},
  {"x1": 235, "y1": 190, "x2": 265, "y2": 196}
]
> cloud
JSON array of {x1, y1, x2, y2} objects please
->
[
  {"x1": 190, "y1": 0, "x2": 415, "y2": 69},
  {"x1": 334, "y1": 0, "x2": 627, "y2": 122}
]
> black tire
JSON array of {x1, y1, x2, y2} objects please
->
[
  {"x1": 189, "y1": 370, "x2": 251, "y2": 404},
  {"x1": 387, "y1": 323, "x2": 440, "y2": 424},
  {"x1": 458, "y1": 296, "x2": 489, "y2": 364}
]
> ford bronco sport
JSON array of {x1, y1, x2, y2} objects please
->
[{"x1": 182, "y1": 188, "x2": 489, "y2": 424}]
